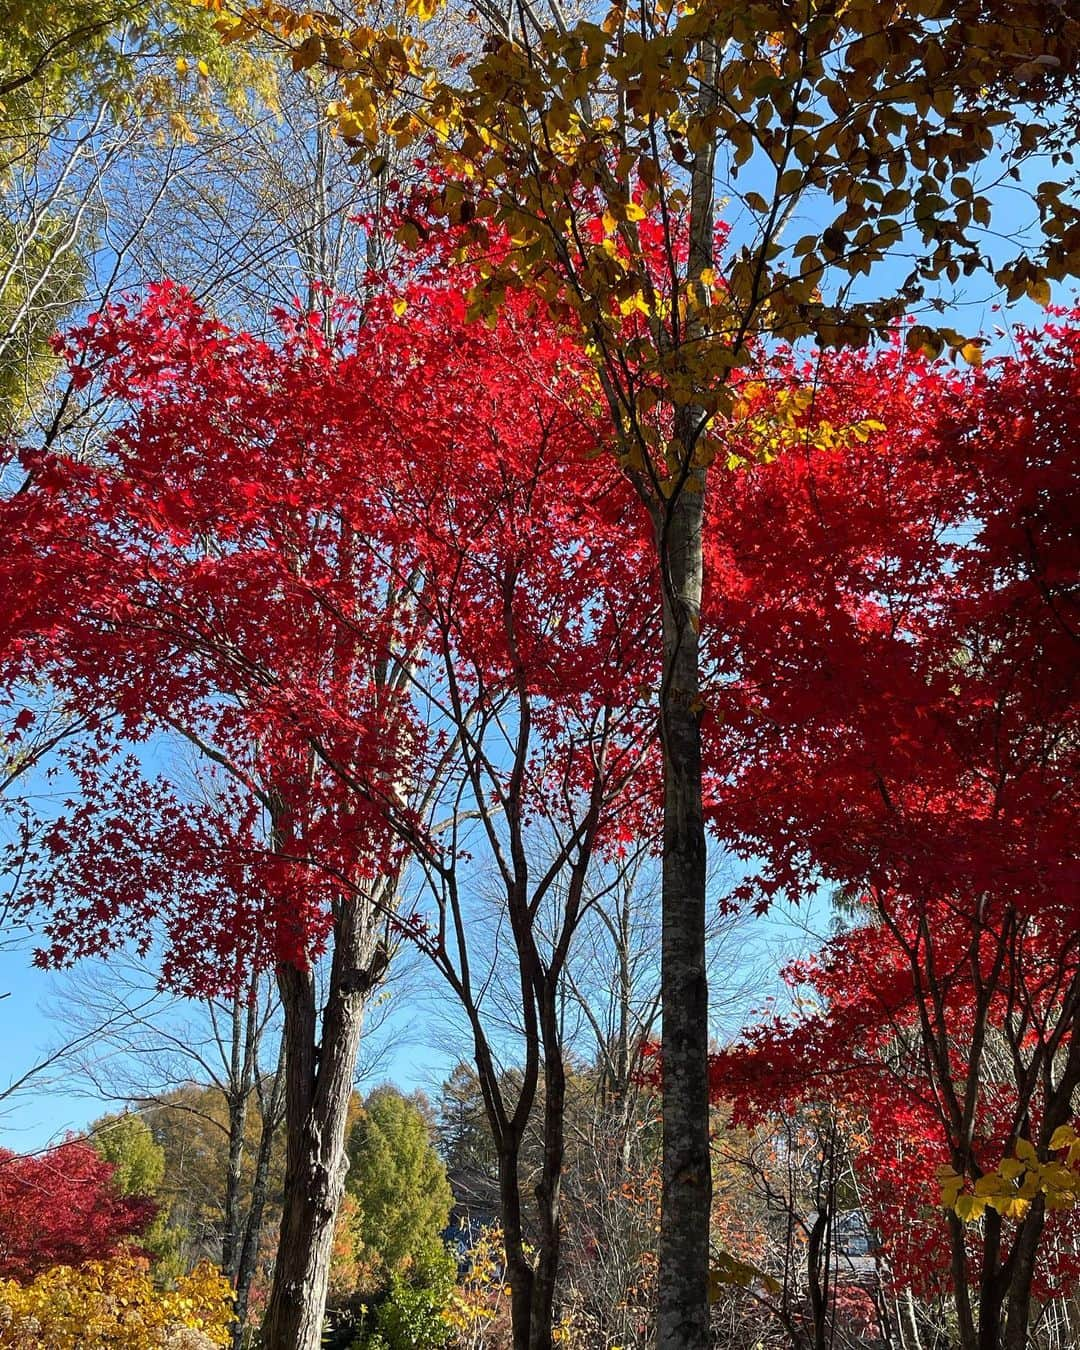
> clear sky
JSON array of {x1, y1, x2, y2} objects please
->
[{"x1": 0, "y1": 942, "x2": 454, "y2": 1151}]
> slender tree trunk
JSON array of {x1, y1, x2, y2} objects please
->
[
  {"x1": 222, "y1": 1085, "x2": 247, "y2": 1281},
  {"x1": 234, "y1": 1040, "x2": 286, "y2": 1349},
  {"x1": 656, "y1": 475, "x2": 711, "y2": 1350},
  {"x1": 1003, "y1": 1200, "x2": 1046, "y2": 1350},
  {"x1": 260, "y1": 899, "x2": 384, "y2": 1350},
  {"x1": 807, "y1": 1205, "x2": 830, "y2": 1350},
  {"x1": 948, "y1": 1211, "x2": 977, "y2": 1350},
  {"x1": 529, "y1": 995, "x2": 566, "y2": 1350},
  {"x1": 976, "y1": 1211, "x2": 1005, "y2": 1350},
  {"x1": 224, "y1": 974, "x2": 257, "y2": 1290},
  {"x1": 499, "y1": 1135, "x2": 535, "y2": 1350},
  {"x1": 902, "y1": 1287, "x2": 922, "y2": 1350},
  {"x1": 655, "y1": 24, "x2": 717, "y2": 1347}
]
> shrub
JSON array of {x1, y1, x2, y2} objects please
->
[
  {"x1": 351, "y1": 1270, "x2": 455, "y2": 1350},
  {"x1": 0, "y1": 1253, "x2": 234, "y2": 1349}
]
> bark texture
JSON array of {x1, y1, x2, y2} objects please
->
[
  {"x1": 234, "y1": 1039, "x2": 286, "y2": 1347},
  {"x1": 655, "y1": 31, "x2": 717, "y2": 1350},
  {"x1": 259, "y1": 898, "x2": 386, "y2": 1350},
  {"x1": 656, "y1": 475, "x2": 711, "y2": 1350}
]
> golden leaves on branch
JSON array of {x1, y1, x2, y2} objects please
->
[
  {"x1": 194, "y1": 0, "x2": 1080, "y2": 494},
  {"x1": 939, "y1": 1126, "x2": 1080, "y2": 1225}
]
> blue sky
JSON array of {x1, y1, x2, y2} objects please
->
[{"x1": 0, "y1": 851, "x2": 833, "y2": 1152}]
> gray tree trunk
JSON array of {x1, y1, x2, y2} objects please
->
[
  {"x1": 259, "y1": 898, "x2": 385, "y2": 1350},
  {"x1": 654, "y1": 29, "x2": 717, "y2": 1349},
  {"x1": 655, "y1": 474, "x2": 711, "y2": 1350},
  {"x1": 234, "y1": 1039, "x2": 286, "y2": 1348},
  {"x1": 221, "y1": 1001, "x2": 249, "y2": 1283}
]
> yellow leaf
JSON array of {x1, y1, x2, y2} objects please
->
[
  {"x1": 960, "y1": 341, "x2": 984, "y2": 367},
  {"x1": 955, "y1": 1193, "x2": 988, "y2": 1222},
  {"x1": 974, "y1": 1173, "x2": 1005, "y2": 1196},
  {"x1": 392, "y1": 297, "x2": 408, "y2": 317},
  {"x1": 1027, "y1": 278, "x2": 1051, "y2": 306},
  {"x1": 994, "y1": 1194, "x2": 1031, "y2": 1220},
  {"x1": 1016, "y1": 1138, "x2": 1038, "y2": 1164}
]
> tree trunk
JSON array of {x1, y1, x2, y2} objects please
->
[
  {"x1": 499, "y1": 1136, "x2": 535, "y2": 1350},
  {"x1": 1003, "y1": 1199, "x2": 1046, "y2": 1350},
  {"x1": 234, "y1": 1040, "x2": 286, "y2": 1349},
  {"x1": 976, "y1": 1210, "x2": 1005, "y2": 1350},
  {"x1": 901, "y1": 1287, "x2": 922, "y2": 1350},
  {"x1": 947, "y1": 1211, "x2": 977, "y2": 1350},
  {"x1": 656, "y1": 475, "x2": 711, "y2": 1350},
  {"x1": 222, "y1": 1083, "x2": 247, "y2": 1282},
  {"x1": 260, "y1": 899, "x2": 384, "y2": 1350},
  {"x1": 529, "y1": 995, "x2": 566, "y2": 1350},
  {"x1": 807, "y1": 1205, "x2": 830, "y2": 1350},
  {"x1": 654, "y1": 19, "x2": 717, "y2": 1345}
]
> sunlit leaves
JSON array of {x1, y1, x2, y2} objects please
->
[
  {"x1": 703, "y1": 316, "x2": 1080, "y2": 1299},
  {"x1": 0, "y1": 1253, "x2": 234, "y2": 1349},
  {"x1": 939, "y1": 1128, "x2": 1080, "y2": 1224},
  {"x1": 0, "y1": 1143, "x2": 156, "y2": 1281},
  {"x1": 203, "y1": 0, "x2": 1079, "y2": 523}
]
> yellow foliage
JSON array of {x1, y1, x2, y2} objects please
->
[
  {"x1": 938, "y1": 1129, "x2": 1080, "y2": 1225},
  {"x1": 959, "y1": 341, "x2": 984, "y2": 367},
  {"x1": 444, "y1": 1226, "x2": 507, "y2": 1335},
  {"x1": 707, "y1": 1249, "x2": 780, "y2": 1299},
  {"x1": 0, "y1": 1254, "x2": 235, "y2": 1349}
]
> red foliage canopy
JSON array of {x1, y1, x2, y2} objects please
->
[
  {"x1": 703, "y1": 317, "x2": 1079, "y2": 1302},
  {"x1": 0, "y1": 1141, "x2": 156, "y2": 1281},
  {"x1": 1, "y1": 265, "x2": 657, "y2": 992}
]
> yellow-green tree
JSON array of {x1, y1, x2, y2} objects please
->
[
  {"x1": 92, "y1": 1110, "x2": 187, "y2": 1281},
  {"x1": 345, "y1": 1087, "x2": 454, "y2": 1293},
  {"x1": 0, "y1": 0, "x2": 256, "y2": 437}
]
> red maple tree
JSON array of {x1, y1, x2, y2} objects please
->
[
  {"x1": 703, "y1": 317, "x2": 1079, "y2": 1348},
  {"x1": 0, "y1": 1140, "x2": 156, "y2": 1281},
  {"x1": 1, "y1": 261, "x2": 657, "y2": 1348}
]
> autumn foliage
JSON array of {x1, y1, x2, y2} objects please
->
[
  {"x1": 0, "y1": 1141, "x2": 157, "y2": 1282},
  {"x1": 0, "y1": 1253, "x2": 234, "y2": 1349},
  {"x1": 2, "y1": 242, "x2": 1079, "y2": 1345},
  {"x1": 701, "y1": 318, "x2": 1080, "y2": 1324},
  {"x1": 2, "y1": 267, "x2": 656, "y2": 996}
]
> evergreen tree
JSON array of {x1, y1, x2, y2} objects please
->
[{"x1": 346, "y1": 1087, "x2": 453, "y2": 1291}]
